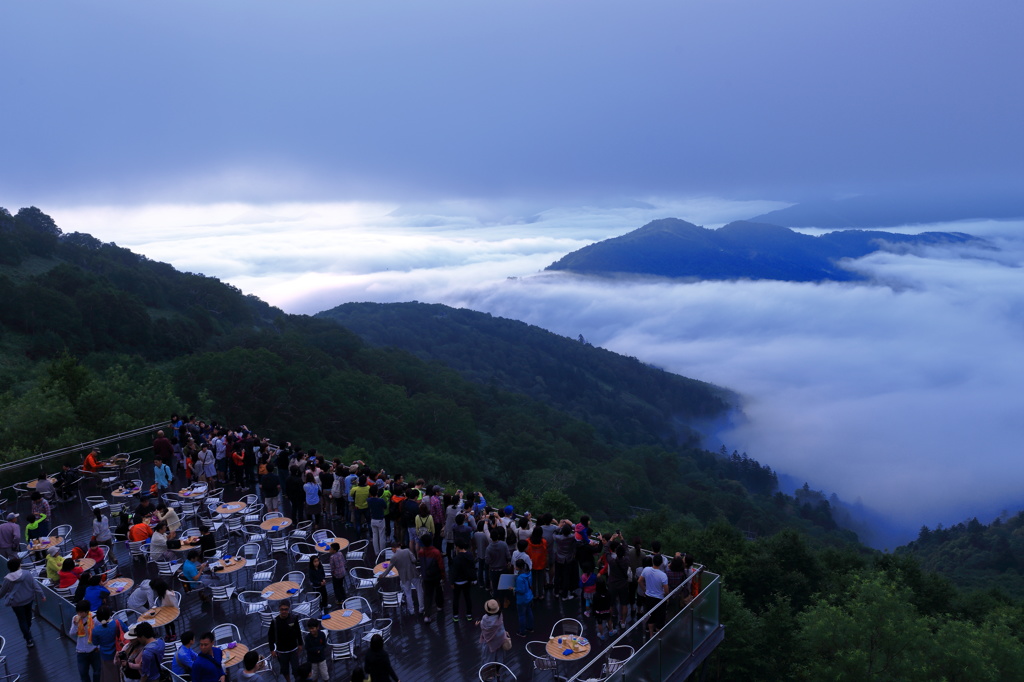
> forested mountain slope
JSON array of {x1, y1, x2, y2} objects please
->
[{"x1": 317, "y1": 301, "x2": 731, "y2": 448}]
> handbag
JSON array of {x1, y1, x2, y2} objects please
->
[{"x1": 501, "y1": 633, "x2": 512, "y2": 651}]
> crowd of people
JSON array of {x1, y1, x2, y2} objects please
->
[
  {"x1": 157, "y1": 419, "x2": 703, "y2": 650},
  {"x1": 2, "y1": 415, "x2": 702, "y2": 681}
]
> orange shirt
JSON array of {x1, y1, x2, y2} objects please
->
[
  {"x1": 129, "y1": 522, "x2": 153, "y2": 543},
  {"x1": 83, "y1": 451, "x2": 101, "y2": 472},
  {"x1": 526, "y1": 538, "x2": 548, "y2": 571}
]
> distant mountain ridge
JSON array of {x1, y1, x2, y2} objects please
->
[
  {"x1": 316, "y1": 301, "x2": 732, "y2": 448},
  {"x1": 545, "y1": 218, "x2": 981, "y2": 282}
]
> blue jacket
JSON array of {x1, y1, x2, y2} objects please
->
[{"x1": 515, "y1": 571, "x2": 533, "y2": 604}]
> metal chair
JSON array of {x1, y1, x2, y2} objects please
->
[
  {"x1": 526, "y1": 640, "x2": 559, "y2": 676},
  {"x1": 127, "y1": 540, "x2": 148, "y2": 562},
  {"x1": 345, "y1": 539, "x2": 369, "y2": 565},
  {"x1": 269, "y1": 535, "x2": 290, "y2": 558},
  {"x1": 328, "y1": 638, "x2": 357, "y2": 675},
  {"x1": 342, "y1": 596, "x2": 372, "y2": 631},
  {"x1": 378, "y1": 588, "x2": 402, "y2": 617},
  {"x1": 113, "y1": 609, "x2": 142, "y2": 627},
  {"x1": 289, "y1": 542, "x2": 317, "y2": 570},
  {"x1": 252, "y1": 559, "x2": 277, "y2": 589},
  {"x1": 361, "y1": 617, "x2": 392, "y2": 644},
  {"x1": 374, "y1": 548, "x2": 395, "y2": 565},
  {"x1": 212, "y1": 622, "x2": 242, "y2": 646},
  {"x1": 550, "y1": 617, "x2": 584, "y2": 638},
  {"x1": 282, "y1": 571, "x2": 306, "y2": 592},
  {"x1": 479, "y1": 662, "x2": 517, "y2": 681},
  {"x1": 263, "y1": 512, "x2": 284, "y2": 522},
  {"x1": 289, "y1": 520, "x2": 313, "y2": 542},
  {"x1": 600, "y1": 645, "x2": 635, "y2": 677},
  {"x1": 349, "y1": 567, "x2": 377, "y2": 593},
  {"x1": 243, "y1": 503, "x2": 264, "y2": 524},
  {"x1": 209, "y1": 584, "x2": 237, "y2": 618},
  {"x1": 238, "y1": 543, "x2": 262, "y2": 563}
]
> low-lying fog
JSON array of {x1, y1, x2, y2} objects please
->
[{"x1": 54, "y1": 199, "x2": 1024, "y2": 546}]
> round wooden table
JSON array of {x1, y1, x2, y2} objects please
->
[
  {"x1": 546, "y1": 635, "x2": 592, "y2": 661},
  {"x1": 315, "y1": 537, "x2": 349, "y2": 552},
  {"x1": 220, "y1": 642, "x2": 249, "y2": 668},
  {"x1": 214, "y1": 556, "x2": 247, "y2": 574},
  {"x1": 260, "y1": 517, "x2": 292, "y2": 531},
  {"x1": 260, "y1": 580, "x2": 301, "y2": 601},
  {"x1": 373, "y1": 562, "x2": 398, "y2": 579},
  {"x1": 179, "y1": 488, "x2": 206, "y2": 499},
  {"x1": 76, "y1": 558, "x2": 96, "y2": 571},
  {"x1": 176, "y1": 537, "x2": 202, "y2": 552},
  {"x1": 112, "y1": 486, "x2": 142, "y2": 498},
  {"x1": 26, "y1": 478, "x2": 57, "y2": 490},
  {"x1": 103, "y1": 577, "x2": 134, "y2": 596},
  {"x1": 27, "y1": 536, "x2": 63, "y2": 552},
  {"x1": 321, "y1": 608, "x2": 363, "y2": 631},
  {"x1": 139, "y1": 605, "x2": 180, "y2": 627},
  {"x1": 215, "y1": 501, "x2": 247, "y2": 514}
]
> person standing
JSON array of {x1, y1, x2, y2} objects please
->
[
  {"x1": 449, "y1": 540, "x2": 475, "y2": 623},
  {"x1": 0, "y1": 513, "x2": 20, "y2": 560},
  {"x1": 638, "y1": 554, "x2": 670, "y2": 639},
  {"x1": 514, "y1": 559, "x2": 534, "y2": 637},
  {"x1": 362, "y1": 633, "x2": 400, "y2": 682},
  {"x1": 303, "y1": 619, "x2": 329, "y2": 682},
  {"x1": 153, "y1": 457, "x2": 173, "y2": 494},
  {"x1": 268, "y1": 600, "x2": 303, "y2": 682},
  {"x1": 328, "y1": 543, "x2": 347, "y2": 609},
  {"x1": 152, "y1": 430, "x2": 175, "y2": 477},
  {"x1": 70, "y1": 600, "x2": 101, "y2": 682},
  {"x1": 389, "y1": 539, "x2": 422, "y2": 616},
  {"x1": 0, "y1": 557, "x2": 45, "y2": 647},
  {"x1": 91, "y1": 606, "x2": 127, "y2": 682},
  {"x1": 418, "y1": 533, "x2": 445, "y2": 624},
  {"x1": 475, "y1": 599, "x2": 509, "y2": 664},
  {"x1": 367, "y1": 485, "x2": 387, "y2": 557}
]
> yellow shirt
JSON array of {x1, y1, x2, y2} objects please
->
[{"x1": 351, "y1": 485, "x2": 371, "y2": 510}]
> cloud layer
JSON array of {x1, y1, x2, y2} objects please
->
[{"x1": 50, "y1": 201, "x2": 1024, "y2": 540}]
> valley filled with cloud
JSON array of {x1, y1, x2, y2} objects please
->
[{"x1": 53, "y1": 201, "x2": 1024, "y2": 544}]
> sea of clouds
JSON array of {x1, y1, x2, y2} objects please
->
[{"x1": 53, "y1": 200, "x2": 1024, "y2": 545}]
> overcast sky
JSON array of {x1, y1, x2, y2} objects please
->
[
  {"x1": 5, "y1": 1, "x2": 1024, "y2": 544},
  {"x1": 3, "y1": 1, "x2": 1022, "y2": 205}
]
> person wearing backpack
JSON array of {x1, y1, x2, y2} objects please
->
[
  {"x1": 91, "y1": 605, "x2": 127, "y2": 682},
  {"x1": 412, "y1": 502, "x2": 434, "y2": 553},
  {"x1": 417, "y1": 532, "x2": 445, "y2": 624}
]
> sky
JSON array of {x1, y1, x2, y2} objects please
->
[
  {"x1": 3, "y1": 1, "x2": 1022, "y2": 205},
  {"x1": 4, "y1": 1, "x2": 1024, "y2": 543}
]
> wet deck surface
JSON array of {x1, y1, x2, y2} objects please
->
[{"x1": 0, "y1": 473, "x2": 659, "y2": 681}]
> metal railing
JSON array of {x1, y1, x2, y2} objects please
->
[{"x1": 567, "y1": 571, "x2": 722, "y2": 682}]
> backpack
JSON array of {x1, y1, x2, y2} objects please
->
[
  {"x1": 422, "y1": 553, "x2": 441, "y2": 582},
  {"x1": 388, "y1": 496, "x2": 405, "y2": 522},
  {"x1": 402, "y1": 498, "x2": 419, "y2": 527},
  {"x1": 331, "y1": 476, "x2": 343, "y2": 500},
  {"x1": 114, "y1": 618, "x2": 127, "y2": 651}
]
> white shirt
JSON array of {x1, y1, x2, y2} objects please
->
[{"x1": 640, "y1": 565, "x2": 669, "y2": 599}]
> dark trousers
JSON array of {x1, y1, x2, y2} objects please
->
[
  {"x1": 12, "y1": 603, "x2": 33, "y2": 641},
  {"x1": 452, "y1": 581, "x2": 472, "y2": 617},
  {"x1": 77, "y1": 649, "x2": 100, "y2": 682},
  {"x1": 332, "y1": 578, "x2": 347, "y2": 606},
  {"x1": 422, "y1": 578, "x2": 443, "y2": 618}
]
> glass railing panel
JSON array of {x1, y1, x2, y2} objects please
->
[
  {"x1": 658, "y1": 607, "x2": 694, "y2": 673},
  {"x1": 691, "y1": 574, "x2": 721, "y2": 648}
]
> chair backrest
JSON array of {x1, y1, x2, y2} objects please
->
[
  {"x1": 343, "y1": 596, "x2": 371, "y2": 617},
  {"x1": 550, "y1": 618, "x2": 584, "y2": 638},
  {"x1": 253, "y1": 560, "x2": 277, "y2": 582},
  {"x1": 239, "y1": 543, "x2": 261, "y2": 561},
  {"x1": 269, "y1": 536, "x2": 290, "y2": 554},
  {"x1": 263, "y1": 512, "x2": 283, "y2": 521},
  {"x1": 212, "y1": 623, "x2": 240, "y2": 645},
  {"x1": 329, "y1": 640, "x2": 355, "y2": 661},
  {"x1": 479, "y1": 662, "x2": 516, "y2": 681},
  {"x1": 282, "y1": 571, "x2": 305, "y2": 589},
  {"x1": 604, "y1": 645, "x2": 636, "y2": 673}
]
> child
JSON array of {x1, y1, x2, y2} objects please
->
[
  {"x1": 86, "y1": 539, "x2": 105, "y2": 565},
  {"x1": 514, "y1": 558, "x2": 534, "y2": 637},
  {"x1": 593, "y1": 575, "x2": 613, "y2": 639},
  {"x1": 580, "y1": 568, "x2": 597, "y2": 617},
  {"x1": 303, "y1": 618, "x2": 328, "y2": 681}
]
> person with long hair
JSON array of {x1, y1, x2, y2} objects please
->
[{"x1": 362, "y1": 633, "x2": 400, "y2": 681}]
